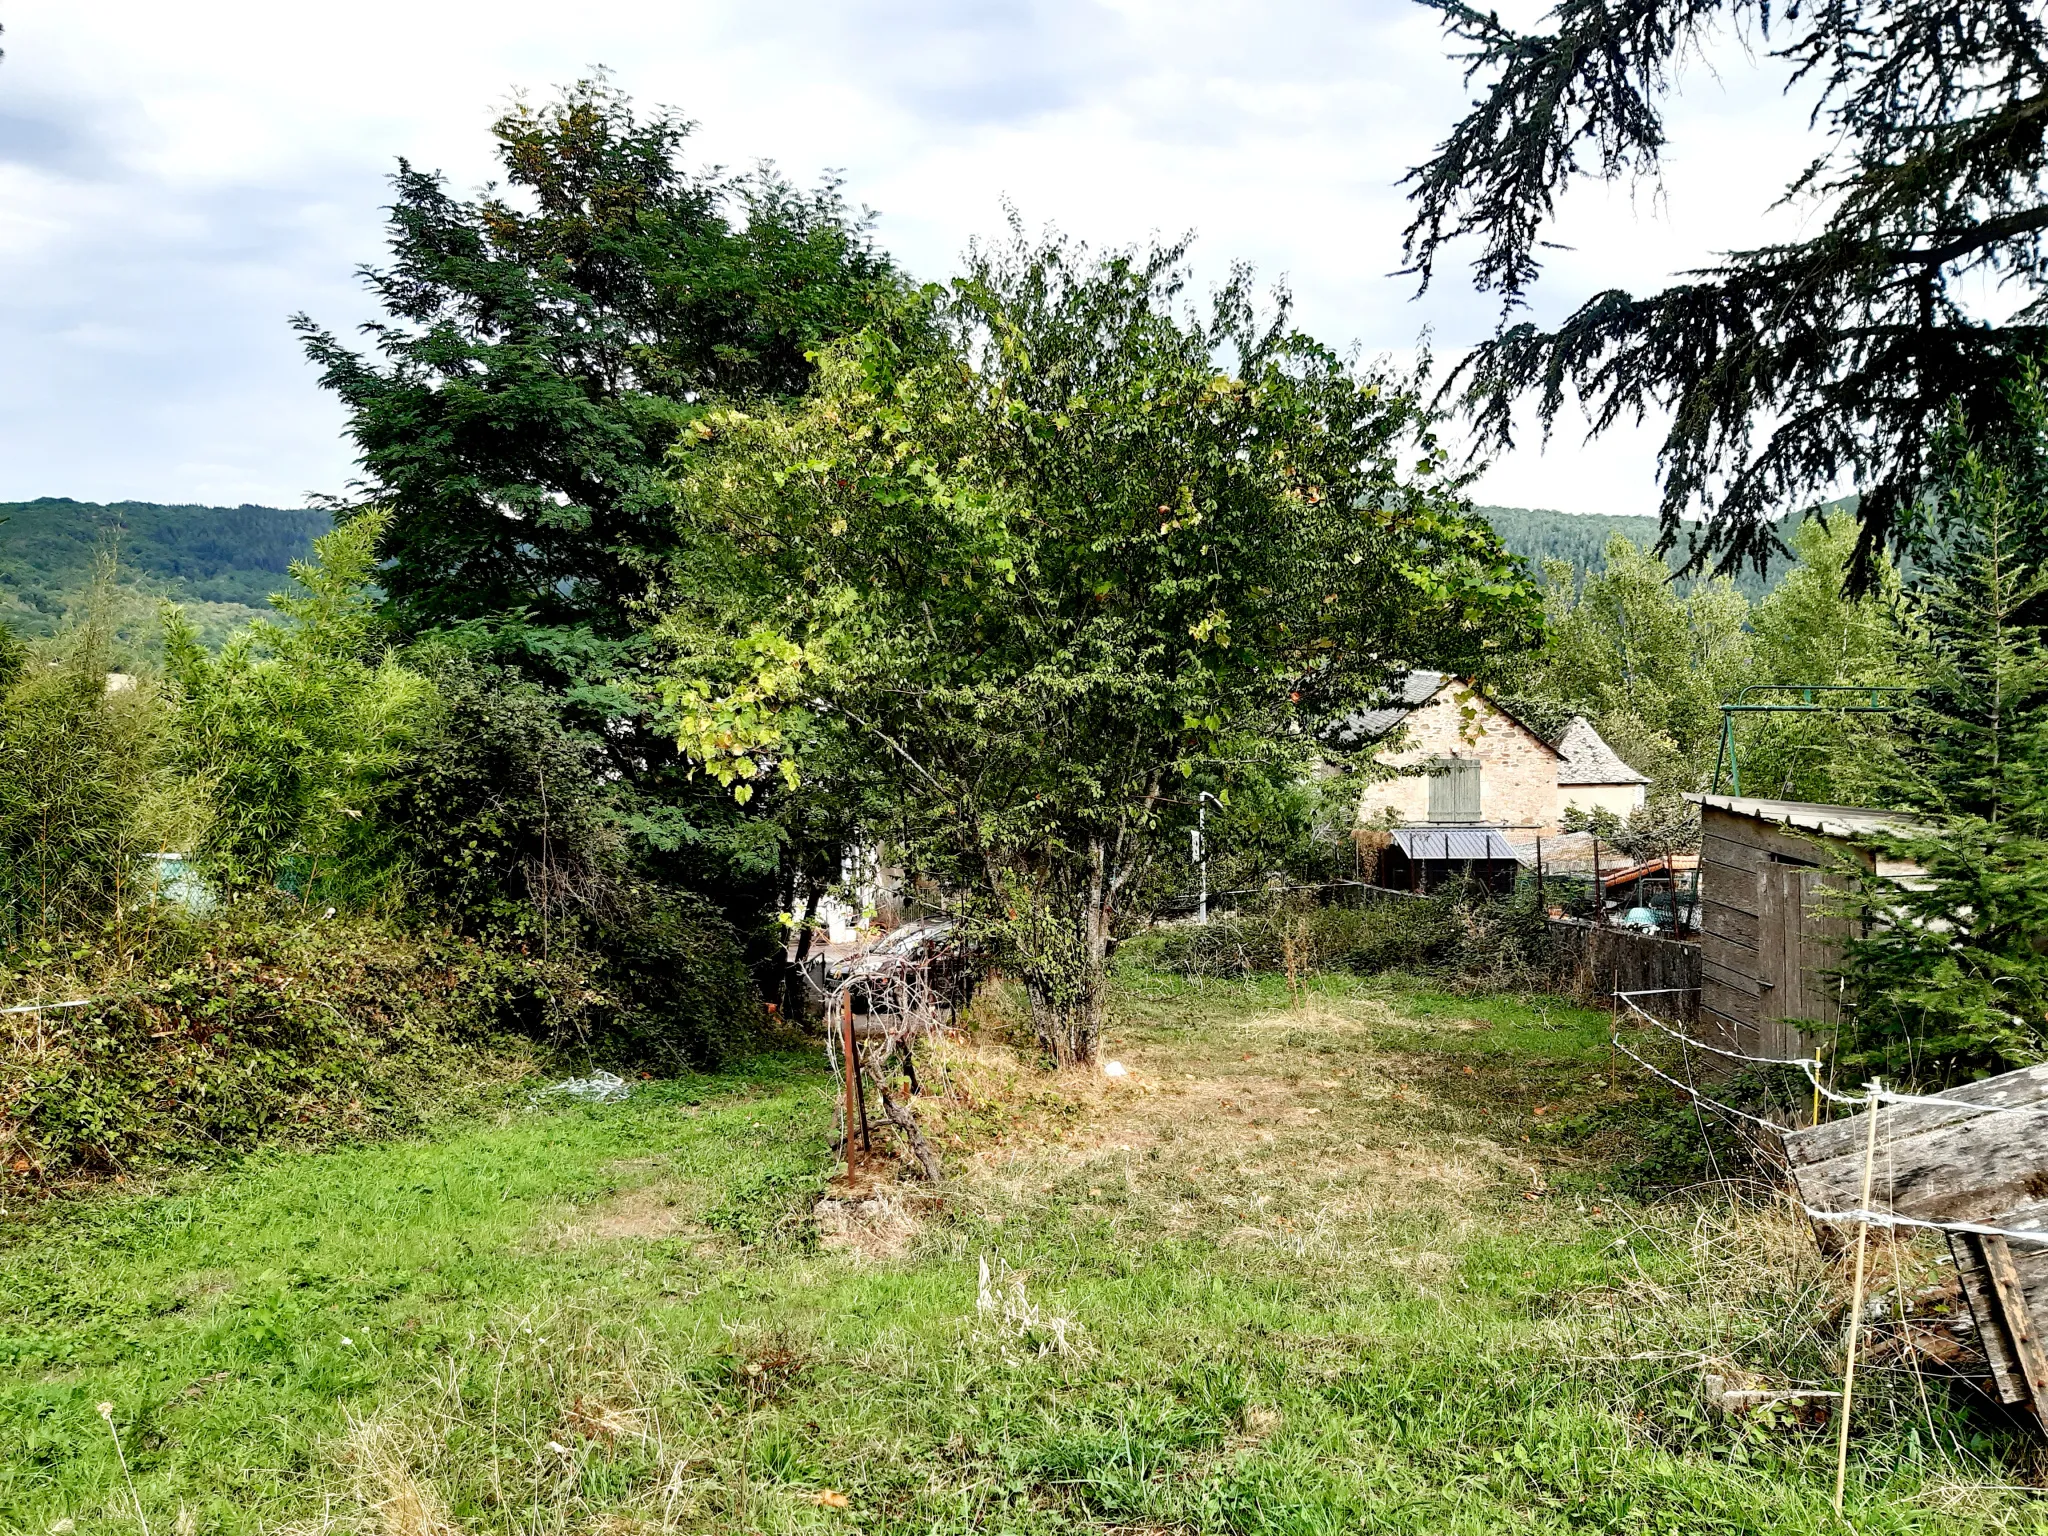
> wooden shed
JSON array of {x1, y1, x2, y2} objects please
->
[{"x1": 1691, "y1": 795, "x2": 1923, "y2": 1061}]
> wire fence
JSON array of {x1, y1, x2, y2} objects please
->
[{"x1": 1613, "y1": 988, "x2": 2048, "y2": 1247}]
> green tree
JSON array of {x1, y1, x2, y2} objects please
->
[
  {"x1": 1504, "y1": 534, "x2": 1751, "y2": 792},
  {"x1": 295, "y1": 77, "x2": 901, "y2": 961},
  {"x1": 1406, "y1": 0, "x2": 2048, "y2": 587},
  {"x1": 296, "y1": 78, "x2": 898, "y2": 637},
  {"x1": 661, "y1": 230, "x2": 1537, "y2": 1063},
  {"x1": 1727, "y1": 517, "x2": 1910, "y2": 802},
  {"x1": 164, "y1": 512, "x2": 432, "y2": 903},
  {"x1": 1844, "y1": 400, "x2": 2048, "y2": 1078}
]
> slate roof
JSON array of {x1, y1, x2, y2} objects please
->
[
  {"x1": 1555, "y1": 715, "x2": 1650, "y2": 786},
  {"x1": 1335, "y1": 670, "x2": 1450, "y2": 743},
  {"x1": 1332, "y1": 671, "x2": 1562, "y2": 755}
]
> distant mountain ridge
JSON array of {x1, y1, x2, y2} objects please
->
[
  {"x1": 0, "y1": 496, "x2": 1802, "y2": 652},
  {"x1": 1476, "y1": 503, "x2": 1827, "y2": 602},
  {"x1": 0, "y1": 497, "x2": 331, "y2": 644}
]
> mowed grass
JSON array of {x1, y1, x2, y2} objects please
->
[{"x1": 1, "y1": 973, "x2": 2038, "y2": 1535}]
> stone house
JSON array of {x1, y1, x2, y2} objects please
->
[{"x1": 1345, "y1": 672, "x2": 1648, "y2": 836}]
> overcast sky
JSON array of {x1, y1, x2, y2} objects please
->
[{"x1": 0, "y1": 1, "x2": 1821, "y2": 516}]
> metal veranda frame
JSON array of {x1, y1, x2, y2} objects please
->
[{"x1": 1708, "y1": 685, "x2": 1913, "y2": 796}]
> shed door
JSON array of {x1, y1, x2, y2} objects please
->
[
  {"x1": 1758, "y1": 860, "x2": 1850, "y2": 1053},
  {"x1": 1429, "y1": 758, "x2": 1483, "y2": 823}
]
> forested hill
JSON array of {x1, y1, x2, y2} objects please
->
[
  {"x1": 0, "y1": 497, "x2": 330, "y2": 644},
  {"x1": 0, "y1": 497, "x2": 1811, "y2": 647},
  {"x1": 1476, "y1": 504, "x2": 1809, "y2": 601}
]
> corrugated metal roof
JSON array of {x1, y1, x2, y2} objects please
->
[
  {"x1": 1555, "y1": 715, "x2": 1650, "y2": 785},
  {"x1": 1389, "y1": 826, "x2": 1529, "y2": 863},
  {"x1": 1689, "y1": 794, "x2": 1923, "y2": 840}
]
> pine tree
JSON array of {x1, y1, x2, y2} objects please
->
[
  {"x1": 1406, "y1": 0, "x2": 2048, "y2": 589},
  {"x1": 1844, "y1": 391, "x2": 2048, "y2": 1078}
]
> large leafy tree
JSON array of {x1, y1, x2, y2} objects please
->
[
  {"x1": 1503, "y1": 534, "x2": 1752, "y2": 790},
  {"x1": 662, "y1": 232, "x2": 1537, "y2": 1064},
  {"x1": 1406, "y1": 0, "x2": 2048, "y2": 587},
  {"x1": 296, "y1": 79, "x2": 900, "y2": 947}
]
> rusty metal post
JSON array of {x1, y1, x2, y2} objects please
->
[
  {"x1": 840, "y1": 992, "x2": 868, "y2": 1165},
  {"x1": 847, "y1": 992, "x2": 873, "y2": 1153}
]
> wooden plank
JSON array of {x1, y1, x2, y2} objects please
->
[
  {"x1": 1785, "y1": 1064, "x2": 2048, "y2": 1167},
  {"x1": 1997, "y1": 1204, "x2": 2048, "y2": 1375},
  {"x1": 1701, "y1": 898, "x2": 1758, "y2": 951},
  {"x1": 1701, "y1": 982, "x2": 1758, "y2": 1032},
  {"x1": 1795, "y1": 870, "x2": 1849, "y2": 1030},
  {"x1": 1789, "y1": 1110, "x2": 2048, "y2": 1221},
  {"x1": 1982, "y1": 1235, "x2": 2048, "y2": 1426},
  {"x1": 1702, "y1": 955, "x2": 1764, "y2": 997},
  {"x1": 1701, "y1": 834, "x2": 1765, "y2": 881},
  {"x1": 1953, "y1": 1233, "x2": 2029, "y2": 1404},
  {"x1": 1695, "y1": 921, "x2": 1761, "y2": 966},
  {"x1": 1758, "y1": 863, "x2": 1797, "y2": 1023}
]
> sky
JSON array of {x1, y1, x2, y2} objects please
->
[{"x1": 0, "y1": 0, "x2": 1824, "y2": 516}]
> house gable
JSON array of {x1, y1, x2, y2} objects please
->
[{"x1": 1355, "y1": 676, "x2": 1563, "y2": 830}]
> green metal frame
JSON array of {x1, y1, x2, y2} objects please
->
[{"x1": 1709, "y1": 685, "x2": 1912, "y2": 795}]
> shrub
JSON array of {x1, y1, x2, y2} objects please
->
[
  {"x1": 0, "y1": 609, "x2": 169, "y2": 960},
  {"x1": 0, "y1": 912, "x2": 551, "y2": 1190},
  {"x1": 383, "y1": 654, "x2": 625, "y2": 937},
  {"x1": 0, "y1": 893, "x2": 776, "y2": 1195},
  {"x1": 163, "y1": 510, "x2": 432, "y2": 905},
  {"x1": 386, "y1": 655, "x2": 770, "y2": 1069},
  {"x1": 580, "y1": 892, "x2": 773, "y2": 1072},
  {"x1": 1117, "y1": 888, "x2": 1556, "y2": 991}
]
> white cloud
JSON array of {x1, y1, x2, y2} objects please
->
[{"x1": 0, "y1": 0, "x2": 1822, "y2": 515}]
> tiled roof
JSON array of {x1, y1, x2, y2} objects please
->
[{"x1": 1555, "y1": 715, "x2": 1649, "y2": 785}]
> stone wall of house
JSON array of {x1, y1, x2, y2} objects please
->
[
  {"x1": 1357, "y1": 682, "x2": 1563, "y2": 831},
  {"x1": 1560, "y1": 782, "x2": 1647, "y2": 821}
]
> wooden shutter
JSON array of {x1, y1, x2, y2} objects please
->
[{"x1": 1428, "y1": 758, "x2": 1483, "y2": 823}]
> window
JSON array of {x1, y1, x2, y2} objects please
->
[{"x1": 1428, "y1": 757, "x2": 1483, "y2": 823}]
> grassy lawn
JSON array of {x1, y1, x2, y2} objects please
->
[{"x1": 1, "y1": 972, "x2": 2037, "y2": 1535}]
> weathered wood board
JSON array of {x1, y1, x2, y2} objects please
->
[
  {"x1": 1787, "y1": 1066, "x2": 2048, "y2": 1169},
  {"x1": 1784, "y1": 1066, "x2": 2048, "y2": 1428}
]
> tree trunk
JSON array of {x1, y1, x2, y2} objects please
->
[
  {"x1": 1017, "y1": 839, "x2": 1111, "y2": 1067},
  {"x1": 783, "y1": 884, "x2": 823, "y2": 1021}
]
